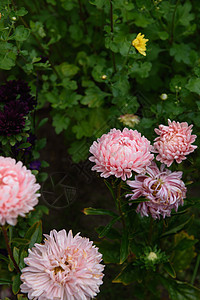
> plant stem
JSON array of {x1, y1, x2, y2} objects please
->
[
  {"x1": 191, "y1": 254, "x2": 200, "y2": 285},
  {"x1": 109, "y1": 0, "x2": 117, "y2": 73},
  {"x1": 2, "y1": 226, "x2": 21, "y2": 274},
  {"x1": 170, "y1": 0, "x2": 180, "y2": 44},
  {"x1": 117, "y1": 182, "x2": 125, "y2": 228},
  {"x1": 122, "y1": 43, "x2": 132, "y2": 71}
]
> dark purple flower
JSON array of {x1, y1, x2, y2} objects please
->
[
  {"x1": 0, "y1": 80, "x2": 36, "y2": 112},
  {"x1": 0, "y1": 101, "x2": 26, "y2": 135},
  {"x1": 12, "y1": 133, "x2": 36, "y2": 154},
  {"x1": 29, "y1": 160, "x2": 41, "y2": 171}
]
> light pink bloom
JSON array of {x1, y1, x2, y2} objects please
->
[
  {"x1": 89, "y1": 128, "x2": 154, "y2": 180},
  {"x1": 20, "y1": 229, "x2": 104, "y2": 300},
  {"x1": 153, "y1": 119, "x2": 197, "y2": 167},
  {"x1": 0, "y1": 156, "x2": 40, "y2": 226},
  {"x1": 126, "y1": 163, "x2": 186, "y2": 219}
]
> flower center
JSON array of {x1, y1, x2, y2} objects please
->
[
  {"x1": 53, "y1": 266, "x2": 65, "y2": 275},
  {"x1": 151, "y1": 180, "x2": 162, "y2": 196}
]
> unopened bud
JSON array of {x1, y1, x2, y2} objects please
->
[
  {"x1": 160, "y1": 93, "x2": 168, "y2": 101},
  {"x1": 147, "y1": 252, "x2": 157, "y2": 261},
  {"x1": 101, "y1": 75, "x2": 107, "y2": 80},
  {"x1": 11, "y1": 16, "x2": 16, "y2": 21}
]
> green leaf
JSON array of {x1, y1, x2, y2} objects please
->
[
  {"x1": 17, "y1": 143, "x2": 32, "y2": 149},
  {"x1": 16, "y1": 7, "x2": 28, "y2": 16},
  {"x1": 12, "y1": 274, "x2": 21, "y2": 295},
  {"x1": 160, "y1": 216, "x2": 193, "y2": 238},
  {"x1": 104, "y1": 180, "x2": 116, "y2": 201},
  {"x1": 58, "y1": 62, "x2": 79, "y2": 77},
  {"x1": 52, "y1": 114, "x2": 70, "y2": 134},
  {"x1": 25, "y1": 221, "x2": 43, "y2": 248},
  {"x1": 113, "y1": 264, "x2": 144, "y2": 284},
  {"x1": 163, "y1": 262, "x2": 176, "y2": 278},
  {"x1": 14, "y1": 25, "x2": 30, "y2": 42},
  {"x1": 12, "y1": 238, "x2": 30, "y2": 245},
  {"x1": 81, "y1": 86, "x2": 110, "y2": 108},
  {"x1": 19, "y1": 250, "x2": 27, "y2": 270},
  {"x1": 95, "y1": 226, "x2": 121, "y2": 240},
  {"x1": 83, "y1": 207, "x2": 117, "y2": 217},
  {"x1": 17, "y1": 294, "x2": 28, "y2": 300},
  {"x1": 0, "y1": 253, "x2": 9, "y2": 263},
  {"x1": 0, "y1": 278, "x2": 12, "y2": 285},
  {"x1": 0, "y1": 42, "x2": 17, "y2": 70},
  {"x1": 170, "y1": 44, "x2": 197, "y2": 65},
  {"x1": 13, "y1": 247, "x2": 19, "y2": 264},
  {"x1": 186, "y1": 78, "x2": 200, "y2": 95},
  {"x1": 157, "y1": 31, "x2": 169, "y2": 40},
  {"x1": 172, "y1": 238, "x2": 198, "y2": 251},
  {"x1": 129, "y1": 62, "x2": 152, "y2": 79},
  {"x1": 98, "y1": 216, "x2": 121, "y2": 238},
  {"x1": 120, "y1": 229, "x2": 129, "y2": 264},
  {"x1": 159, "y1": 275, "x2": 200, "y2": 300},
  {"x1": 96, "y1": 240, "x2": 120, "y2": 263}
]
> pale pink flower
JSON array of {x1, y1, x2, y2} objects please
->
[
  {"x1": 20, "y1": 229, "x2": 104, "y2": 300},
  {"x1": 0, "y1": 156, "x2": 40, "y2": 226},
  {"x1": 126, "y1": 162, "x2": 186, "y2": 219},
  {"x1": 153, "y1": 119, "x2": 197, "y2": 167},
  {"x1": 89, "y1": 128, "x2": 154, "y2": 180}
]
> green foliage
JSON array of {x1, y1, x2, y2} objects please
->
[{"x1": 1, "y1": 0, "x2": 200, "y2": 298}]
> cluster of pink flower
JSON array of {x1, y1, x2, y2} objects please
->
[
  {"x1": 0, "y1": 156, "x2": 104, "y2": 299},
  {"x1": 0, "y1": 119, "x2": 197, "y2": 299},
  {"x1": 89, "y1": 120, "x2": 197, "y2": 219}
]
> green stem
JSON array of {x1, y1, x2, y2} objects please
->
[
  {"x1": 109, "y1": 0, "x2": 117, "y2": 73},
  {"x1": 170, "y1": 0, "x2": 180, "y2": 44},
  {"x1": 191, "y1": 254, "x2": 200, "y2": 285},
  {"x1": 122, "y1": 43, "x2": 132, "y2": 71},
  {"x1": 2, "y1": 226, "x2": 20, "y2": 274},
  {"x1": 117, "y1": 182, "x2": 125, "y2": 228}
]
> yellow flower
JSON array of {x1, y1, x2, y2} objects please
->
[{"x1": 132, "y1": 33, "x2": 149, "y2": 56}]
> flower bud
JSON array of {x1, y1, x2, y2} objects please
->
[
  {"x1": 160, "y1": 93, "x2": 168, "y2": 100},
  {"x1": 147, "y1": 252, "x2": 157, "y2": 261},
  {"x1": 101, "y1": 74, "x2": 107, "y2": 80}
]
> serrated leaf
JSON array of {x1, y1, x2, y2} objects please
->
[
  {"x1": 14, "y1": 25, "x2": 30, "y2": 42},
  {"x1": 186, "y1": 78, "x2": 200, "y2": 95}
]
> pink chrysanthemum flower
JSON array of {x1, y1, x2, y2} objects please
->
[
  {"x1": 126, "y1": 163, "x2": 186, "y2": 219},
  {"x1": 153, "y1": 119, "x2": 197, "y2": 167},
  {"x1": 89, "y1": 128, "x2": 154, "y2": 180},
  {"x1": 0, "y1": 156, "x2": 40, "y2": 226},
  {"x1": 20, "y1": 229, "x2": 104, "y2": 300}
]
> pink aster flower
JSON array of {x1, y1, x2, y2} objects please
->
[
  {"x1": 153, "y1": 119, "x2": 197, "y2": 167},
  {"x1": 20, "y1": 229, "x2": 104, "y2": 300},
  {"x1": 0, "y1": 156, "x2": 40, "y2": 226},
  {"x1": 126, "y1": 162, "x2": 186, "y2": 219},
  {"x1": 89, "y1": 128, "x2": 154, "y2": 180}
]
